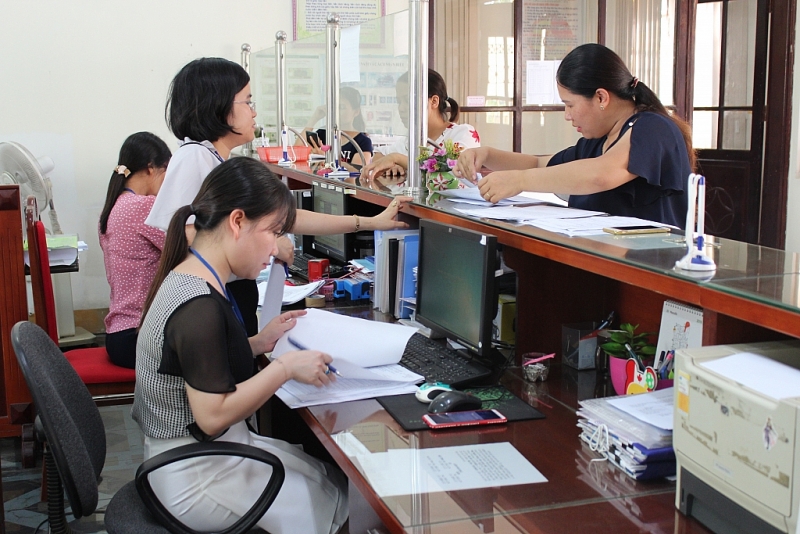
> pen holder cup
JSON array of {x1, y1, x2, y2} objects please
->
[
  {"x1": 609, "y1": 355, "x2": 628, "y2": 395},
  {"x1": 562, "y1": 322, "x2": 600, "y2": 370},
  {"x1": 521, "y1": 352, "x2": 551, "y2": 382},
  {"x1": 610, "y1": 356, "x2": 674, "y2": 395}
]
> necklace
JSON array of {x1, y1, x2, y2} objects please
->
[{"x1": 188, "y1": 247, "x2": 245, "y2": 327}]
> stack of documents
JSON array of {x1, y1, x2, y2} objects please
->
[
  {"x1": 577, "y1": 388, "x2": 675, "y2": 480},
  {"x1": 23, "y1": 233, "x2": 87, "y2": 266},
  {"x1": 270, "y1": 308, "x2": 423, "y2": 408},
  {"x1": 526, "y1": 215, "x2": 672, "y2": 237}
]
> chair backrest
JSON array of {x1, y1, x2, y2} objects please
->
[
  {"x1": 26, "y1": 201, "x2": 58, "y2": 343},
  {"x1": 10, "y1": 321, "x2": 106, "y2": 518}
]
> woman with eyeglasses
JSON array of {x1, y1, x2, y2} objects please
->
[
  {"x1": 99, "y1": 132, "x2": 170, "y2": 368},
  {"x1": 454, "y1": 44, "x2": 693, "y2": 227},
  {"x1": 147, "y1": 57, "x2": 409, "y2": 335}
]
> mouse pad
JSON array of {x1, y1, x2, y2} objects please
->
[{"x1": 377, "y1": 385, "x2": 545, "y2": 432}]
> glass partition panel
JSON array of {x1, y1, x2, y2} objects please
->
[
  {"x1": 251, "y1": 45, "x2": 278, "y2": 146},
  {"x1": 284, "y1": 33, "x2": 327, "y2": 141},
  {"x1": 434, "y1": 0, "x2": 514, "y2": 109},
  {"x1": 521, "y1": 111, "x2": 581, "y2": 157},
  {"x1": 250, "y1": 31, "x2": 327, "y2": 146},
  {"x1": 345, "y1": 11, "x2": 409, "y2": 156},
  {"x1": 462, "y1": 111, "x2": 513, "y2": 152}
]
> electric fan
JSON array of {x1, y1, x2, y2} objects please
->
[
  {"x1": 0, "y1": 141, "x2": 62, "y2": 235},
  {"x1": 0, "y1": 141, "x2": 90, "y2": 343}
]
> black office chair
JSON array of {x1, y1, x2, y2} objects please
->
[{"x1": 11, "y1": 321, "x2": 284, "y2": 534}]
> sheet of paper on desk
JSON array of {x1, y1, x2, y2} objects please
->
[
  {"x1": 700, "y1": 352, "x2": 800, "y2": 401},
  {"x1": 455, "y1": 205, "x2": 604, "y2": 222},
  {"x1": 275, "y1": 366, "x2": 422, "y2": 408},
  {"x1": 606, "y1": 388, "x2": 674, "y2": 431},
  {"x1": 437, "y1": 187, "x2": 533, "y2": 205},
  {"x1": 272, "y1": 308, "x2": 417, "y2": 367},
  {"x1": 526, "y1": 215, "x2": 669, "y2": 237},
  {"x1": 340, "y1": 441, "x2": 547, "y2": 497}
]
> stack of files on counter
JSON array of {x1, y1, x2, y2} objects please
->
[
  {"x1": 455, "y1": 204, "x2": 606, "y2": 223},
  {"x1": 525, "y1": 215, "x2": 672, "y2": 237},
  {"x1": 373, "y1": 229, "x2": 419, "y2": 317},
  {"x1": 270, "y1": 308, "x2": 423, "y2": 408},
  {"x1": 577, "y1": 388, "x2": 675, "y2": 480}
]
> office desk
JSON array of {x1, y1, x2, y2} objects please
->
[
  {"x1": 295, "y1": 354, "x2": 710, "y2": 533},
  {"x1": 265, "y1": 163, "x2": 800, "y2": 532}
]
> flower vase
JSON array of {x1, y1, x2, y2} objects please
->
[
  {"x1": 425, "y1": 171, "x2": 463, "y2": 203},
  {"x1": 425, "y1": 171, "x2": 460, "y2": 193}
]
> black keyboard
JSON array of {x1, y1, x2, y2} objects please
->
[
  {"x1": 288, "y1": 252, "x2": 347, "y2": 280},
  {"x1": 399, "y1": 333, "x2": 492, "y2": 388}
]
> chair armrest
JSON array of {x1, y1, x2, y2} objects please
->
[{"x1": 135, "y1": 441, "x2": 285, "y2": 534}]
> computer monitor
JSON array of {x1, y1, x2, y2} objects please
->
[
  {"x1": 415, "y1": 219, "x2": 497, "y2": 358},
  {"x1": 311, "y1": 182, "x2": 348, "y2": 263}
]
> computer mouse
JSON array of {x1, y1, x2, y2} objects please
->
[
  {"x1": 427, "y1": 391, "x2": 482, "y2": 414},
  {"x1": 415, "y1": 382, "x2": 453, "y2": 403}
]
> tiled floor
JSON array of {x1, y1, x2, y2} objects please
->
[{"x1": 2, "y1": 404, "x2": 141, "y2": 533}]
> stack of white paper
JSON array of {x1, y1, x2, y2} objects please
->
[
  {"x1": 271, "y1": 309, "x2": 422, "y2": 408},
  {"x1": 526, "y1": 216, "x2": 671, "y2": 237},
  {"x1": 455, "y1": 204, "x2": 605, "y2": 222}
]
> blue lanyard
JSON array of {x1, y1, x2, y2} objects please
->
[
  {"x1": 188, "y1": 247, "x2": 245, "y2": 327},
  {"x1": 123, "y1": 187, "x2": 135, "y2": 194}
]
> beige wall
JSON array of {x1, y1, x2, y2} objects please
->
[{"x1": 0, "y1": 0, "x2": 406, "y2": 311}]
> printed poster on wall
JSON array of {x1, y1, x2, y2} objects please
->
[{"x1": 293, "y1": 0, "x2": 386, "y2": 43}]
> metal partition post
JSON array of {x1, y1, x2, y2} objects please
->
[
  {"x1": 240, "y1": 44, "x2": 253, "y2": 156},
  {"x1": 406, "y1": 0, "x2": 429, "y2": 196},
  {"x1": 325, "y1": 14, "x2": 342, "y2": 169},
  {"x1": 275, "y1": 32, "x2": 288, "y2": 144},
  {"x1": 240, "y1": 43, "x2": 251, "y2": 73}
]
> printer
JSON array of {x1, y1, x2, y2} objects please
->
[{"x1": 674, "y1": 340, "x2": 800, "y2": 534}]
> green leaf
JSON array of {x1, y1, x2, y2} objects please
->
[
  {"x1": 640, "y1": 346, "x2": 657, "y2": 356},
  {"x1": 609, "y1": 332, "x2": 630, "y2": 343},
  {"x1": 600, "y1": 342, "x2": 625, "y2": 354}
]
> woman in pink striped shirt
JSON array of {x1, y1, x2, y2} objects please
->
[{"x1": 99, "y1": 132, "x2": 171, "y2": 368}]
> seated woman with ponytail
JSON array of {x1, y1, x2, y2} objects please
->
[
  {"x1": 99, "y1": 132, "x2": 170, "y2": 368},
  {"x1": 133, "y1": 157, "x2": 347, "y2": 534},
  {"x1": 455, "y1": 43, "x2": 693, "y2": 228},
  {"x1": 360, "y1": 68, "x2": 480, "y2": 180}
]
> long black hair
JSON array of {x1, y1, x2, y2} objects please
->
[
  {"x1": 397, "y1": 68, "x2": 461, "y2": 123},
  {"x1": 99, "y1": 132, "x2": 170, "y2": 234},
  {"x1": 340, "y1": 86, "x2": 366, "y2": 131},
  {"x1": 166, "y1": 57, "x2": 250, "y2": 142},
  {"x1": 141, "y1": 158, "x2": 296, "y2": 323},
  {"x1": 557, "y1": 43, "x2": 696, "y2": 170}
]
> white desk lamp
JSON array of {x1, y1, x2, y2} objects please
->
[{"x1": 675, "y1": 173, "x2": 716, "y2": 272}]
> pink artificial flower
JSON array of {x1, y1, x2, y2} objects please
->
[
  {"x1": 423, "y1": 158, "x2": 438, "y2": 172},
  {"x1": 447, "y1": 158, "x2": 458, "y2": 169}
]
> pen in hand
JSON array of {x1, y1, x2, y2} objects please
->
[{"x1": 288, "y1": 336, "x2": 343, "y2": 377}]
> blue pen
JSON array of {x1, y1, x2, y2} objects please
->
[{"x1": 288, "y1": 336, "x2": 342, "y2": 377}]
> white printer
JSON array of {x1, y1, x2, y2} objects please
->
[{"x1": 674, "y1": 340, "x2": 800, "y2": 534}]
